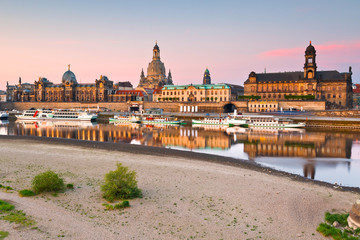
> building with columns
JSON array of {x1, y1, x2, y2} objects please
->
[
  {"x1": 137, "y1": 42, "x2": 173, "y2": 89},
  {"x1": 244, "y1": 42, "x2": 353, "y2": 109}
]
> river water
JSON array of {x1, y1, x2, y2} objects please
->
[{"x1": 1, "y1": 120, "x2": 360, "y2": 188}]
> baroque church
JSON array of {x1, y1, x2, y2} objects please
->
[
  {"x1": 137, "y1": 42, "x2": 173, "y2": 89},
  {"x1": 244, "y1": 42, "x2": 353, "y2": 109}
]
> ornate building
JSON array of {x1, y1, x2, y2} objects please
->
[
  {"x1": 8, "y1": 65, "x2": 114, "y2": 102},
  {"x1": 153, "y1": 69, "x2": 243, "y2": 102},
  {"x1": 244, "y1": 42, "x2": 353, "y2": 109},
  {"x1": 137, "y1": 42, "x2": 173, "y2": 89}
]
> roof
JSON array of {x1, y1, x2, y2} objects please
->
[
  {"x1": 163, "y1": 83, "x2": 230, "y2": 90},
  {"x1": 245, "y1": 70, "x2": 346, "y2": 83},
  {"x1": 153, "y1": 87, "x2": 162, "y2": 94},
  {"x1": 115, "y1": 90, "x2": 145, "y2": 96},
  {"x1": 117, "y1": 81, "x2": 133, "y2": 88},
  {"x1": 353, "y1": 84, "x2": 360, "y2": 94}
]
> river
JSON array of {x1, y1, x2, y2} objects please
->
[{"x1": 1, "y1": 119, "x2": 360, "y2": 188}]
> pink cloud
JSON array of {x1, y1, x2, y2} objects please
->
[{"x1": 259, "y1": 41, "x2": 360, "y2": 58}]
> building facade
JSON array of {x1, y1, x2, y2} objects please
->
[
  {"x1": 137, "y1": 42, "x2": 173, "y2": 89},
  {"x1": 153, "y1": 68, "x2": 243, "y2": 102},
  {"x1": 7, "y1": 65, "x2": 114, "y2": 103},
  {"x1": 244, "y1": 42, "x2": 353, "y2": 109}
]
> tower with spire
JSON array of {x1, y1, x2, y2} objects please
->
[
  {"x1": 304, "y1": 41, "x2": 317, "y2": 79},
  {"x1": 137, "y1": 42, "x2": 173, "y2": 89}
]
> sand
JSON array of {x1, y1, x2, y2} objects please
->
[{"x1": 0, "y1": 137, "x2": 359, "y2": 240}]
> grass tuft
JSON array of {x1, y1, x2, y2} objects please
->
[
  {"x1": 19, "y1": 189, "x2": 36, "y2": 197},
  {"x1": 1, "y1": 210, "x2": 35, "y2": 226},
  {"x1": 317, "y1": 212, "x2": 360, "y2": 240},
  {"x1": 0, "y1": 231, "x2": 9, "y2": 240},
  {"x1": 0, "y1": 200, "x2": 15, "y2": 212},
  {"x1": 325, "y1": 212, "x2": 349, "y2": 226},
  {"x1": 66, "y1": 184, "x2": 74, "y2": 189}
]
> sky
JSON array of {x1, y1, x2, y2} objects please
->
[{"x1": 0, "y1": 0, "x2": 360, "y2": 90}]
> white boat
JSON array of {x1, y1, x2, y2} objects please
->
[
  {"x1": 243, "y1": 115, "x2": 305, "y2": 128},
  {"x1": 109, "y1": 115, "x2": 141, "y2": 123},
  {"x1": 141, "y1": 115, "x2": 184, "y2": 125},
  {"x1": 192, "y1": 116, "x2": 247, "y2": 127},
  {"x1": 16, "y1": 109, "x2": 97, "y2": 121},
  {"x1": 0, "y1": 111, "x2": 9, "y2": 119},
  {"x1": 52, "y1": 109, "x2": 97, "y2": 121}
]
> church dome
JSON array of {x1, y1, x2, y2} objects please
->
[
  {"x1": 62, "y1": 65, "x2": 77, "y2": 84},
  {"x1": 305, "y1": 42, "x2": 316, "y2": 55}
]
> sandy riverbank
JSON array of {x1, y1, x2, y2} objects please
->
[{"x1": 0, "y1": 137, "x2": 359, "y2": 240}]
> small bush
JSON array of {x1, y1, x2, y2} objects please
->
[
  {"x1": 0, "y1": 231, "x2": 9, "y2": 240},
  {"x1": 0, "y1": 200, "x2": 15, "y2": 212},
  {"x1": 32, "y1": 171, "x2": 64, "y2": 194},
  {"x1": 66, "y1": 184, "x2": 74, "y2": 189},
  {"x1": 101, "y1": 163, "x2": 142, "y2": 202},
  {"x1": 114, "y1": 200, "x2": 130, "y2": 209},
  {"x1": 19, "y1": 189, "x2": 36, "y2": 197}
]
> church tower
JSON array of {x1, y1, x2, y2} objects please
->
[
  {"x1": 153, "y1": 42, "x2": 160, "y2": 60},
  {"x1": 137, "y1": 42, "x2": 173, "y2": 89},
  {"x1": 203, "y1": 68, "x2": 211, "y2": 84},
  {"x1": 167, "y1": 70, "x2": 173, "y2": 85},
  {"x1": 304, "y1": 41, "x2": 317, "y2": 79}
]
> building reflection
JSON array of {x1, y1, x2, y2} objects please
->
[
  {"x1": 236, "y1": 128, "x2": 352, "y2": 179},
  {"x1": 2, "y1": 121, "x2": 354, "y2": 180}
]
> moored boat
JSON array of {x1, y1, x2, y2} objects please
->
[
  {"x1": 243, "y1": 115, "x2": 305, "y2": 128},
  {"x1": 16, "y1": 109, "x2": 97, "y2": 121},
  {"x1": 192, "y1": 116, "x2": 247, "y2": 127},
  {"x1": 141, "y1": 115, "x2": 184, "y2": 125},
  {"x1": 109, "y1": 115, "x2": 141, "y2": 123}
]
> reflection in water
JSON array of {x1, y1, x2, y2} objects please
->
[{"x1": 1, "y1": 121, "x2": 359, "y2": 187}]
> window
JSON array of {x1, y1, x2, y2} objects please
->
[{"x1": 308, "y1": 58, "x2": 313, "y2": 63}]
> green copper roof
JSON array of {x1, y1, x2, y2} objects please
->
[{"x1": 163, "y1": 84, "x2": 230, "y2": 90}]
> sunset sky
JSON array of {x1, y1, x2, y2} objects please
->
[{"x1": 1, "y1": 0, "x2": 359, "y2": 90}]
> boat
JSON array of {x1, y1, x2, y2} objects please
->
[
  {"x1": 16, "y1": 109, "x2": 97, "y2": 121},
  {"x1": 109, "y1": 115, "x2": 141, "y2": 123},
  {"x1": 192, "y1": 116, "x2": 247, "y2": 127},
  {"x1": 243, "y1": 115, "x2": 306, "y2": 128},
  {"x1": 0, "y1": 111, "x2": 9, "y2": 119},
  {"x1": 141, "y1": 115, "x2": 185, "y2": 125}
]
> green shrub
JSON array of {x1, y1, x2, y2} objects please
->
[
  {"x1": 32, "y1": 171, "x2": 64, "y2": 194},
  {"x1": 19, "y1": 189, "x2": 36, "y2": 197},
  {"x1": 0, "y1": 200, "x2": 15, "y2": 212},
  {"x1": 0, "y1": 231, "x2": 9, "y2": 240},
  {"x1": 5, "y1": 186, "x2": 13, "y2": 191},
  {"x1": 114, "y1": 200, "x2": 130, "y2": 209},
  {"x1": 66, "y1": 184, "x2": 74, "y2": 189},
  {"x1": 325, "y1": 212, "x2": 349, "y2": 226},
  {"x1": 101, "y1": 163, "x2": 142, "y2": 202}
]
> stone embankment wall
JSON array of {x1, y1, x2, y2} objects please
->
[
  {"x1": 315, "y1": 110, "x2": 360, "y2": 118},
  {"x1": 0, "y1": 100, "x2": 323, "y2": 112},
  {"x1": 278, "y1": 101, "x2": 325, "y2": 111}
]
